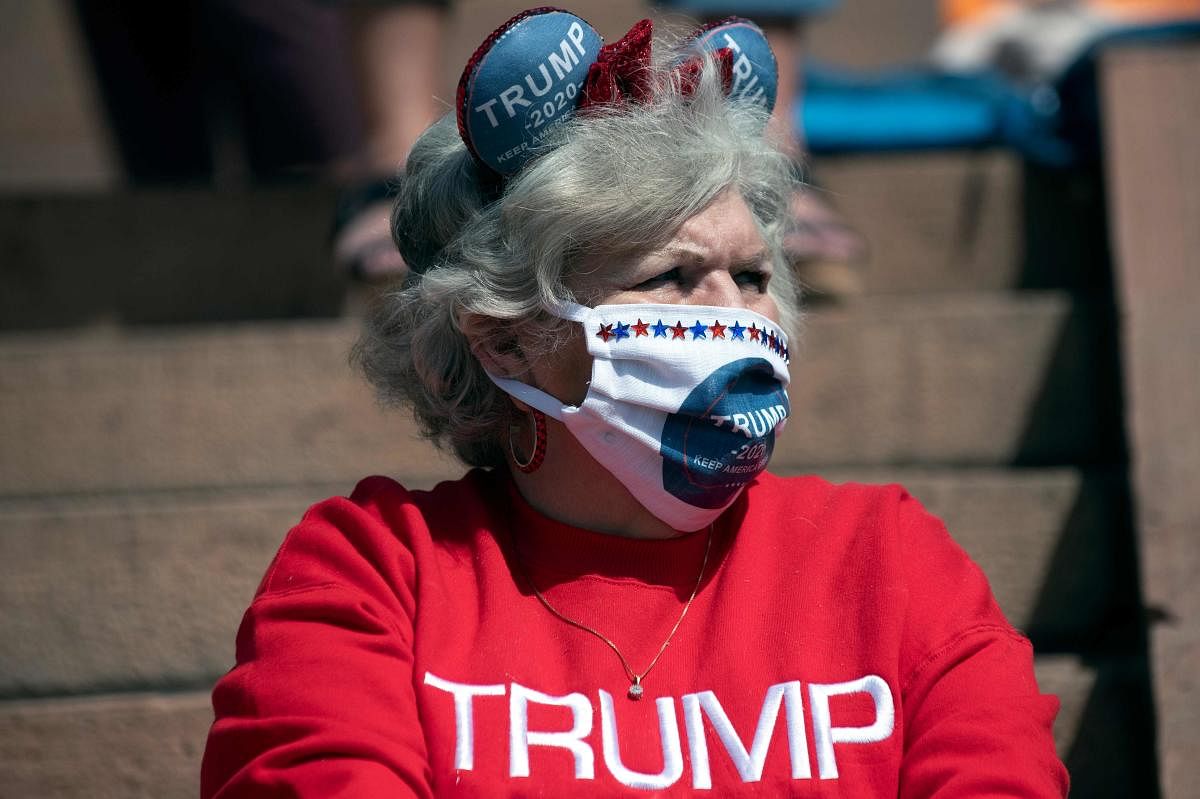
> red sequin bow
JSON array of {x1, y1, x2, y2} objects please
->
[{"x1": 578, "y1": 18, "x2": 734, "y2": 110}]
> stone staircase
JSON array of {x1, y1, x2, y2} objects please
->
[{"x1": 0, "y1": 152, "x2": 1156, "y2": 797}]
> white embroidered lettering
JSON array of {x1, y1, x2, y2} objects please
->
[
  {"x1": 423, "y1": 672, "x2": 506, "y2": 770},
  {"x1": 500, "y1": 85, "x2": 531, "y2": 118},
  {"x1": 599, "y1": 689, "x2": 684, "y2": 790},
  {"x1": 525, "y1": 63, "x2": 554, "y2": 97},
  {"x1": 509, "y1": 681, "x2": 595, "y2": 780},
  {"x1": 738, "y1": 70, "x2": 760, "y2": 96},
  {"x1": 423, "y1": 673, "x2": 896, "y2": 785},
  {"x1": 732, "y1": 54, "x2": 754, "y2": 89},
  {"x1": 808, "y1": 675, "x2": 895, "y2": 780},
  {"x1": 683, "y1": 681, "x2": 810, "y2": 788},
  {"x1": 548, "y1": 37, "x2": 582, "y2": 80},
  {"x1": 567, "y1": 21, "x2": 586, "y2": 55},
  {"x1": 473, "y1": 98, "x2": 501, "y2": 128},
  {"x1": 730, "y1": 413, "x2": 751, "y2": 438}
]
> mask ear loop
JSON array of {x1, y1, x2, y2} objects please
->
[{"x1": 510, "y1": 407, "x2": 548, "y2": 473}]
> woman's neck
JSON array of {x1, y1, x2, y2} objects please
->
[{"x1": 508, "y1": 418, "x2": 688, "y2": 540}]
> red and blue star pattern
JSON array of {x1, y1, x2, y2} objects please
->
[{"x1": 595, "y1": 317, "x2": 789, "y2": 362}]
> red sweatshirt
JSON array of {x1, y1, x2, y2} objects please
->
[{"x1": 201, "y1": 469, "x2": 1068, "y2": 797}]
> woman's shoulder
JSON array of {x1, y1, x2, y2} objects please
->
[
  {"x1": 750, "y1": 470, "x2": 923, "y2": 526},
  {"x1": 746, "y1": 471, "x2": 968, "y2": 571},
  {"x1": 255, "y1": 468, "x2": 501, "y2": 599},
  {"x1": 750, "y1": 472, "x2": 1020, "y2": 670},
  {"x1": 343, "y1": 468, "x2": 500, "y2": 525}
]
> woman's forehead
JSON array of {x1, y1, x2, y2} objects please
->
[
  {"x1": 669, "y1": 195, "x2": 768, "y2": 261},
  {"x1": 643, "y1": 191, "x2": 768, "y2": 266},
  {"x1": 585, "y1": 190, "x2": 763, "y2": 267}
]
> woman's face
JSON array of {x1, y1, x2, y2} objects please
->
[{"x1": 529, "y1": 188, "x2": 781, "y2": 406}]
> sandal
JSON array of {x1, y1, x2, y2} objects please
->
[
  {"x1": 783, "y1": 185, "x2": 868, "y2": 299},
  {"x1": 332, "y1": 178, "x2": 408, "y2": 284}
]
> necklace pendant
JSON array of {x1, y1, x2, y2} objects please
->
[{"x1": 627, "y1": 682, "x2": 644, "y2": 700}]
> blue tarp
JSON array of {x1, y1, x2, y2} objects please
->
[{"x1": 800, "y1": 20, "x2": 1200, "y2": 165}]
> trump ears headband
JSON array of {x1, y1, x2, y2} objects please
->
[
  {"x1": 695, "y1": 17, "x2": 780, "y2": 110},
  {"x1": 456, "y1": 7, "x2": 780, "y2": 177},
  {"x1": 457, "y1": 8, "x2": 603, "y2": 176}
]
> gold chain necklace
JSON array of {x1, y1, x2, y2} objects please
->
[{"x1": 512, "y1": 524, "x2": 713, "y2": 701}]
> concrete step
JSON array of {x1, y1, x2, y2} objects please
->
[
  {"x1": 0, "y1": 154, "x2": 1103, "y2": 332},
  {"x1": 0, "y1": 320, "x2": 464, "y2": 497},
  {"x1": 0, "y1": 468, "x2": 1129, "y2": 699},
  {"x1": 0, "y1": 655, "x2": 1149, "y2": 799},
  {"x1": 0, "y1": 292, "x2": 1121, "y2": 499},
  {"x1": 0, "y1": 691, "x2": 211, "y2": 799},
  {"x1": 0, "y1": 187, "x2": 345, "y2": 330},
  {"x1": 814, "y1": 153, "x2": 1107, "y2": 296},
  {"x1": 821, "y1": 467, "x2": 1135, "y2": 651},
  {"x1": 778, "y1": 292, "x2": 1121, "y2": 468},
  {"x1": 1035, "y1": 655, "x2": 1158, "y2": 799}
]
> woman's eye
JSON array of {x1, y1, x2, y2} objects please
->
[
  {"x1": 736, "y1": 270, "x2": 769, "y2": 290},
  {"x1": 633, "y1": 267, "x2": 683, "y2": 290}
]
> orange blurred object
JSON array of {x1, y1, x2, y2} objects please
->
[{"x1": 942, "y1": 0, "x2": 1200, "y2": 26}]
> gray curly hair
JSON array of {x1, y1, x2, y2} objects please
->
[{"x1": 353, "y1": 51, "x2": 801, "y2": 468}]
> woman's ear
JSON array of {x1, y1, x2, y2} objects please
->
[{"x1": 458, "y1": 311, "x2": 530, "y2": 378}]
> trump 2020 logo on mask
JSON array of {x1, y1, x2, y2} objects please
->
[{"x1": 660, "y1": 358, "x2": 790, "y2": 509}]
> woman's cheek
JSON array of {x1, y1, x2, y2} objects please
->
[{"x1": 531, "y1": 328, "x2": 593, "y2": 406}]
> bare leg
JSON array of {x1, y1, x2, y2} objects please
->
[
  {"x1": 358, "y1": 3, "x2": 446, "y2": 172},
  {"x1": 760, "y1": 17, "x2": 866, "y2": 284},
  {"x1": 761, "y1": 18, "x2": 805, "y2": 161},
  {"x1": 336, "y1": 3, "x2": 447, "y2": 283}
]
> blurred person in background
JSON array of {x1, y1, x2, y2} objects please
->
[
  {"x1": 934, "y1": 0, "x2": 1200, "y2": 80},
  {"x1": 200, "y1": 9, "x2": 1067, "y2": 796},
  {"x1": 71, "y1": 0, "x2": 446, "y2": 281}
]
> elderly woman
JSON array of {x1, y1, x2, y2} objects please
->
[{"x1": 201, "y1": 9, "x2": 1067, "y2": 797}]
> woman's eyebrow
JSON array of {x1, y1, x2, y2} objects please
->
[
  {"x1": 731, "y1": 251, "x2": 771, "y2": 269},
  {"x1": 660, "y1": 246, "x2": 707, "y2": 265},
  {"x1": 659, "y1": 247, "x2": 769, "y2": 268}
]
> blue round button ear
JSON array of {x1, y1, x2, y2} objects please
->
[
  {"x1": 694, "y1": 18, "x2": 778, "y2": 114},
  {"x1": 457, "y1": 8, "x2": 603, "y2": 176}
]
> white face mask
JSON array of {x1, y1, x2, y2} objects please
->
[{"x1": 489, "y1": 300, "x2": 791, "y2": 531}]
